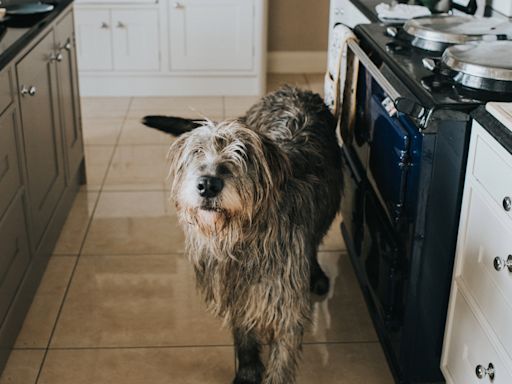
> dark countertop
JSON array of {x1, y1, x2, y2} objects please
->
[
  {"x1": 0, "y1": 0, "x2": 73, "y2": 71},
  {"x1": 472, "y1": 106, "x2": 512, "y2": 155}
]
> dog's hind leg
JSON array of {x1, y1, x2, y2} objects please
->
[
  {"x1": 263, "y1": 327, "x2": 303, "y2": 384},
  {"x1": 233, "y1": 328, "x2": 264, "y2": 384},
  {"x1": 308, "y1": 247, "x2": 330, "y2": 296}
]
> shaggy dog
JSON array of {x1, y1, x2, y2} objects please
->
[{"x1": 143, "y1": 86, "x2": 343, "y2": 384}]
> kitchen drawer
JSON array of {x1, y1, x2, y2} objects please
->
[
  {"x1": 472, "y1": 125, "x2": 512, "y2": 222},
  {"x1": 0, "y1": 68, "x2": 13, "y2": 115},
  {"x1": 0, "y1": 195, "x2": 30, "y2": 325},
  {"x1": 0, "y1": 109, "x2": 22, "y2": 219},
  {"x1": 457, "y1": 185, "x2": 512, "y2": 361},
  {"x1": 443, "y1": 288, "x2": 512, "y2": 384}
]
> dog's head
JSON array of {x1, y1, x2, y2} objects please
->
[{"x1": 168, "y1": 120, "x2": 290, "y2": 237}]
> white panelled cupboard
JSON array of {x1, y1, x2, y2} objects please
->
[
  {"x1": 74, "y1": 0, "x2": 267, "y2": 96},
  {"x1": 442, "y1": 113, "x2": 512, "y2": 384}
]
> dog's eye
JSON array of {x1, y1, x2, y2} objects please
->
[{"x1": 217, "y1": 164, "x2": 231, "y2": 176}]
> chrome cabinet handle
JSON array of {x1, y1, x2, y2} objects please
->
[
  {"x1": 61, "y1": 39, "x2": 72, "y2": 51},
  {"x1": 476, "y1": 363, "x2": 495, "y2": 381},
  {"x1": 50, "y1": 52, "x2": 63, "y2": 62},
  {"x1": 20, "y1": 86, "x2": 36, "y2": 97},
  {"x1": 101, "y1": 22, "x2": 109, "y2": 29},
  {"x1": 116, "y1": 21, "x2": 126, "y2": 28},
  {"x1": 494, "y1": 255, "x2": 512, "y2": 272},
  {"x1": 503, "y1": 196, "x2": 511, "y2": 211},
  {"x1": 174, "y1": 2, "x2": 184, "y2": 9}
]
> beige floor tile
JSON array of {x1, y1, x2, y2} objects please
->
[
  {"x1": 82, "y1": 191, "x2": 184, "y2": 255},
  {"x1": 38, "y1": 347, "x2": 234, "y2": 384},
  {"x1": 305, "y1": 252, "x2": 377, "y2": 343},
  {"x1": 0, "y1": 349, "x2": 45, "y2": 384},
  {"x1": 319, "y1": 213, "x2": 345, "y2": 251},
  {"x1": 14, "y1": 257, "x2": 77, "y2": 348},
  {"x1": 224, "y1": 96, "x2": 259, "y2": 119},
  {"x1": 266, "y1": 74, "x2": 309, "y2": 92},
  {"x1": 82, "y1": 117, "x2": 124, "y2": 146},
  {"x1": 305, "y1": 73, "x2": 326, "y2": 96},
  {"x1": 128, "y1": 96, "x2": 224, "y2": 120},
  {"x1": 118, "y1": 118, "x2": 175, "y2": 145},
  {"x1": 103, "y1": 145, "x2": 171, "y2": 191},
  {"x1": 51, "y1": 254, "x2": 231, "y2": 348},
  {"x1": 81, "y1": 97, "x2": 131, "y2": 119},
  {"x1": 297, "y1": 343, "x2": 394, "y2": 384},
  {"x1": 54, "y1": 191, "x2": 99, "y2": 255},
  {"x1": 83, "y1": 146, "x2": 115, "y2": 191}
]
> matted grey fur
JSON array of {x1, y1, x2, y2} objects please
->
[{"x1": 163, "y1": 86, "x2": 343, "y2": 384}]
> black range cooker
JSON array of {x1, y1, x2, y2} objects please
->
[{"x1": 339, "y1": 19, "x2": 512, "y2": 384}]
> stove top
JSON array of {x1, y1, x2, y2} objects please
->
[{"x1": 354, "y1": 23, "x2": 512, "y2": 113}]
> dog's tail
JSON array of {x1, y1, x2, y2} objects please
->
[{"x1": 141, "y1": 115, "x2": 203, "y2": 136}]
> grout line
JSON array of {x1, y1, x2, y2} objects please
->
[{"x1": 41, "y1": 344, "x2": 235, "y2": 351}]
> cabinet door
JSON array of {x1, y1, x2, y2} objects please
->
[
  {"x1": 74, "y1": 9, "x2": 112, "y2": 71},
  {"x1": 17, "y1": 31, "x2": 65, "y2": 246},
  {"x1": 111, "y1": 9, "x2": 160, "y2": 71},
  {"x1": 55, "y1": 10, "x2": 84, "y2": 180},
  {"x1": 169, "y1": 0, "x2": 254, "y2": 71}
]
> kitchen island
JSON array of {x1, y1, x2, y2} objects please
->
[{"x1": 0, "y1": 0, "x2": 84, "y2": 373}]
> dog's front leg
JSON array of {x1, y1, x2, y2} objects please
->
[
  {"x1": 263, "y1": 326, "x2": 303, "y2": 384},
  {"x1": 233, "y1": 327, "x2": 264, "y2": 384}
]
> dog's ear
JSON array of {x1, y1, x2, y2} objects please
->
[{"x1": 258, "y1": 135, "x2": 291, "y2": 191}]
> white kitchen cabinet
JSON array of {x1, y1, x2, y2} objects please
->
[
  {"x1": 75, "y1": 9, "x2": 112, "y2": 71},
  {"x1": 74, "y1": 0, "x2": 267, "y2": 96},
  {"x1": 75, "y1": 8, "x2": 159, "y2": 72},
  {"x1": 441, "y1": 117, "x2": 512, "y2": 384},
  {"x1": 169, "y1": 0, "x2": 254, "y2": 71},
  {"x1": 111, "y1": 10, "x2": 160, "y2": 71}
]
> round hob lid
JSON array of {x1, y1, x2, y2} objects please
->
[
  {"x1": 404, "y1": 15, "x2": 512, "y2": 44},
  {"x1": 443, "y1": 41, "x2": 512, "y2": 81}
]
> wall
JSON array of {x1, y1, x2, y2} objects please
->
[{"x1": 268, "y1": 0, "x2": 329, "y2": 52}]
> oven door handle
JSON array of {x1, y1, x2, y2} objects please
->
[{"x1": 348, "y1": 40, "x2": 427, "y2": 121}]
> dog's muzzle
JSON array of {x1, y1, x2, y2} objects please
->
[{"x1": 197, "y1": 176, "x2": 224, "y2": 198}]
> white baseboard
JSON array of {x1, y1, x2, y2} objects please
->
[{"x1": 267, "y1": 51, "x2": 327, "y2": 74}]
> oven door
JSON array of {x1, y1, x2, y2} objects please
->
[{"x1": 344, "y1": 41, "x2": 423, "y2": 225}]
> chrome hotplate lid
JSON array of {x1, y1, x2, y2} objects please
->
[
  {"x1": 404, "y1": 15, "x2": 512, "y2": 44},
  {"x1": 443, "y1": 41, "x2": 512, "y2": 81}
]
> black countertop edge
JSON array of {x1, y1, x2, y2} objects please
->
[
  {"x1": 0, "y1": 0, "x2": 74, "y2": 71},
  {"x1": 351, "y1": 0, "x2": 381, "y2": 23},
  {"x1": 472, "y1": 106, "x2": 512, "y2": 155}
]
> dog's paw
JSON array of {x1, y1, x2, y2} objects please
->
[
  {"x1": 310, "y1": 271, "x2": 330, "y2": 296},
  {"x1": 233, "y1": 364, "x2": 264, "y2": 384}
]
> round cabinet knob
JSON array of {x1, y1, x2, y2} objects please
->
[
  {"x1": 475, "y1": 363, "x2": 495, "y2": 381},
  {"x1": 20, "y1": 86, "x2": 36, "y2": 97},
  {"x1": 493, "y1": 255, "x2": 512, "y2": 272},
  {"x1": 63, "y1": 41, "x2": 72, "y2": 51},
  {"x1": 117, "y1": 21, "x2": 126, "y2": 28},
  {"x1": 56, "y1": 53, "x2": 63, "y2": 62},
  {"x1": 100, "y1": 22, "x2": 109, "y2": 29},
  {"x1": 503, "y1": 196, "x2": 512, "y2": 211}
]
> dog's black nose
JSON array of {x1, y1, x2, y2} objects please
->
[{"x1": 197, "y1": 176, "x2": 224, "y2": 198}]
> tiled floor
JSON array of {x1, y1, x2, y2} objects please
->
[{"x1": 0, "y1": 74, "x2": 394, "y2": 384}]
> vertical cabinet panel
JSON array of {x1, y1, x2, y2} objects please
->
[
  {"x1": 112, "y1": 9, "x2": 160, "y2": 71},
  {"x1": 74, "y1": 9, "x2": 112, "y2": 71},
  {"x1": 0, "y1": 109, "x2": 22, "y2": 218},
  {"x1": 55, "y1": 11, "x2": 84, "y2": 179},
  {"x1": 169, "y1": 0, "x2": 254, "y2": 71},
  {"x1": 16, "y1": 31, "x2": 65, "y2": 246}
]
